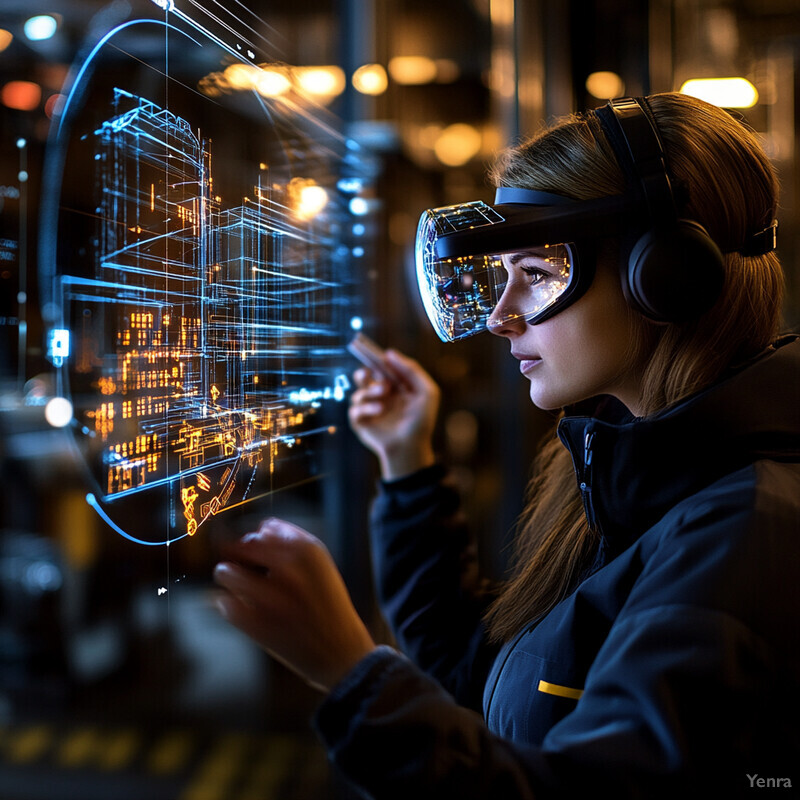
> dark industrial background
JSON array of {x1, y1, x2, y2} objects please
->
[{"x1": 1, "y1": 1, "x2": 799, "y2": 798}]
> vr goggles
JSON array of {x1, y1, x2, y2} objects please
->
[{"x1": 415, "y1": 186, "x2": 640, "y2": 342}]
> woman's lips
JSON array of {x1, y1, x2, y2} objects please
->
[{"x1": 519, "y1": 358, "x2": 542, "y2": 374}]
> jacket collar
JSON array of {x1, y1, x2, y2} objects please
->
[{"x1": 557, "y1": 335, "x2": 800, "y2": 555}]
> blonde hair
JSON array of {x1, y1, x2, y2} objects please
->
[{"x1": 485, "y1": 93, "x2": 784, "y2": 642}]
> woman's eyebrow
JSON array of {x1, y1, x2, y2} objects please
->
[{"x1": 508, "y1": 249, "x2": 550, "y2": 265}]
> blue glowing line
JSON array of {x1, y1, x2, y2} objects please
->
[
  {"x1": 58, "y1": 20, "x2": 202, "y2": 140},
  {"x1": 66, "y1": 293, "x2": 167, "y2": 307},
  {"x1": 250, "y1": 267, "x2": 340, "y2": 288},
  {"x1": 86, "y1": 493, "x2": 189, "y2": 546}
]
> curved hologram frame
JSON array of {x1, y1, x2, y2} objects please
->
[
  {"x1": 43, "y1": 4, "x2": 362, "y2": 545},
  {"x1": 86, "y1": 493, "x2": 190, "y2": 546}
]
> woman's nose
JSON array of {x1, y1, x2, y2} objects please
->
[{"x1": 487, "y1": 287, "x2": 527, "y2": 337}]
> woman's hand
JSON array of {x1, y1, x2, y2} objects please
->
[
  {"x1": 213, "y1": 518, "x2": 376, "y2": 693},
  {"x1": 349, "y1": 349, "x2": 441, "y2": 480}
]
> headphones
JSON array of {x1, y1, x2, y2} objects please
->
[{"x1": 593, "y1": 97, "x2": 726, "y2": 322}]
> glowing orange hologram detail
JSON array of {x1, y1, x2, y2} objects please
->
[{"x1": 181, "y1": 485, "x2": 199, "y2": 535}]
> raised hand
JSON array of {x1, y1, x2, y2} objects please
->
[{"x1": 348, "y1": 349, "x2": 441, "y2": 480}]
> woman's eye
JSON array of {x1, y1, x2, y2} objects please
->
[{"x1": 520, "y1": 266, "x2": 547, "y2": 285}]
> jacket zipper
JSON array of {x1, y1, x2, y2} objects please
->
[{"x1": 580, "y1": 430, "x2": 598, "y2": 531}]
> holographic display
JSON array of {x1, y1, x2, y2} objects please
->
[{"x1": 39, "y1": 3, "x2": 368, "y2": 544}]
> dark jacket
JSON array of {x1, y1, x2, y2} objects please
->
[{"x1": 315, "y1": 336, "x2": 800, "y2": 799}]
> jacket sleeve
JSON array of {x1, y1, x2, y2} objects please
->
[
  {"x1": 313, "y1": 467, "x2": 799, "y2": 799},
  {"x1": 368, "y1": 464, "x2": 499, "y2": 711}
]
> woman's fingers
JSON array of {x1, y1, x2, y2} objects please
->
[
  {"x1": 352, "y1": 367, "x2": 370, "y2": 387},
  {"x1": 350, "y1": 382, "x2": 390, "y2": 407},
  {"x1": 213, "y1": 588, "x2": 257, "y2": 629},
  {"x1": 353, "y1": 349, "x2": 439, "y2": 405},
  {"x1": 348, "y1": 379, "x2": 396, "y2": 426},
  {"x1": 212, "y1": 589, "x2": 301, "y2": 676},
  {"x1": 212, "y1": 517, "x2": 376, "y2": 692},
  {"x1": 352, "y1": 366, "x2": 390, "y2": 389},
  {"x1": 349, "y1": 400, "x2": 388, "y2": 422},
  {"x1": 213, "y1": 560, "x2": 261, "y2": 595},
  {"x1": 350, "y1": 381, "x2": 391, "y2": 409},
  {"x1": 384, "y1": 349, "x2": 437, "y2": 393},
  {"x1": 213, "y1": 530, "x2": 312, "y2": 622},
  {"x1": 217, "y1": 518, "x2": 315, "y2": 573}
]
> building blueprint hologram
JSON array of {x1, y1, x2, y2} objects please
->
[{"x1": 54, "y1": 83, "x2": 358, "y2": 544}]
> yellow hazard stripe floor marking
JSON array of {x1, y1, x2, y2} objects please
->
[
  {"x1": 5, "y1": 724, "x2": 53, "y2": 764},
  {"x1": 56, "y1": 726, "x2": 101, "y2": 768},
  {"x1": 0, "y1": 721, "x2": 325, "y2": 800},
  {"x1": 235, "y1": 736, "x2": 295, "y2": 800},
  {"x1": 180, "y1": 733, "x2": 249, "y2": 800},
  {"x1": 147, "y1": 730, "x2": 195, "y2": 775},
  {"x1": 98, "y1": 728, "x2": 140, "y2": 771}
]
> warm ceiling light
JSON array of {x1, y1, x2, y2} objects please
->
[
  {"x1": 288, "y1": 178, "x2": 329, "y2": 220},
  {"x1": 297, "y1": 184, "x2": 328, "y2": 219},
  {"x1": 0, "y1": 29, "x2": 13, "y2": 52},
  {"x1": 490, "y1": 0, "x2": 515, "y2": 26},
  {"x1": 352, "y1": 64, "x2": 388, "y2": 96},
  {"x1": 293, "y1": 67, "x2": 345, "y2": 98},
  {"x1": 434, "y1": 123, "x2": 482, "y2": 167},
  {"x1": 388, "y1": 56, "x2": 438, "y2": 85},
  {"x1": 223, "y1": 63, "x2": 257, "y2": 90},
  {"x1": 585, "y1": 71, "x2": 625, "y2": 100},
  {"x1": 254, "y1": 68, "x2": 291, "y2": 98},
  {"x1": 24, "y1": 15, "x2": 58, "y2": 41},
  {"x1": 2, "y1": 81, "x2": 41, "y2": 111},
  {"x1": 679, "y1": 77, "x2": 758, "y2": 108}
]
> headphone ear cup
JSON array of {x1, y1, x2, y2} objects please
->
[{"x1": 624, "y1": 220, "x2": 725, "y2": 322}]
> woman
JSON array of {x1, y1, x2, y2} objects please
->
[{"x1": 213, "y1": 93, "x2": 800, "y2": 797}]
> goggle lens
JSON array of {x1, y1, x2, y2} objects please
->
[{"x1": 415, "y1": 202, "x2": 576, "y2": 341}]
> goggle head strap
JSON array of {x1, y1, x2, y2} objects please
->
[{"x1": 494, "y1": 187, "x2": 575, "y2": 206}]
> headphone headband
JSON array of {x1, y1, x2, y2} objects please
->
[{"x1": 592, "y1": 98, "x2": 677, "y2": 225}]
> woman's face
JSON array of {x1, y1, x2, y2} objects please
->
[{"x1": 488, "y1": 247, "x2": 646, "y2": 415}]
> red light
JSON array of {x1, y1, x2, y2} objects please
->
[
  {"x1": 44, "y1": 92, "x2": 64, "y2": 118},
  {"x1": 2, "y1": 81, "x2": 41, "y2": 111}
]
